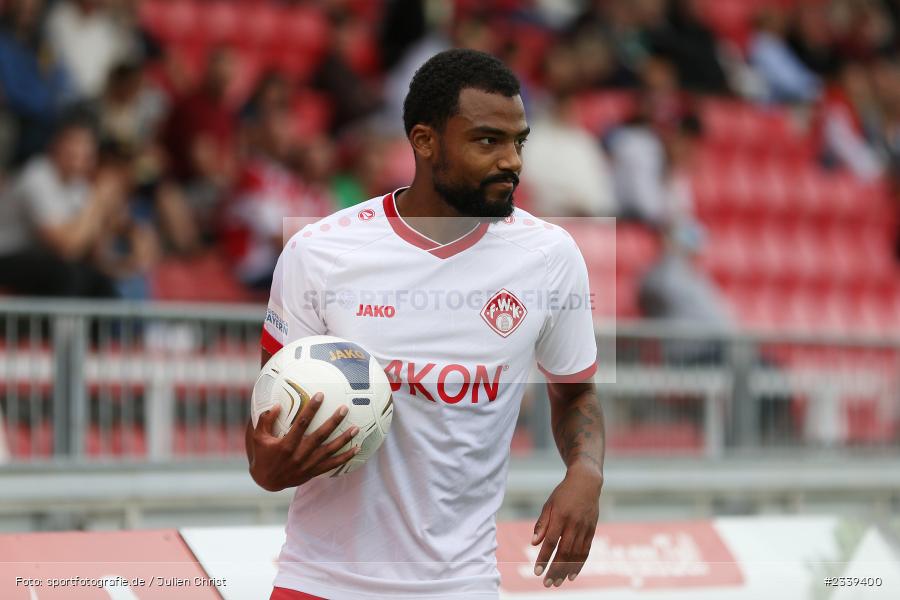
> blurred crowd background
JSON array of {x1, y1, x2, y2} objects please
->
[{"x1": 0, "y1": 0, "x2": 898, "y2": 336}]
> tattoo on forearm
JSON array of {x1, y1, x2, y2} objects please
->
[{"x1": 556, "y1": 397, "x2": 604, "y2": 468}]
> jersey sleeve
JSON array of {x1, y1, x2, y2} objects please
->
[
  {"x1": 261, "y1": 230, "x2": 327, "y2": 356},
  {"x1": 534, "y1": 233, "x2": 598, "y2": 383}
]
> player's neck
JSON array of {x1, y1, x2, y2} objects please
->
[{"x1": 394, "y1": 183, "x2": 481, "y2": 245}]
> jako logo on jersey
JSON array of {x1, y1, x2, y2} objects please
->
[
  {"x1": 481, "y1": 288, "x2": 526, "y2": 337},
  {"x1": 358, "y1": 208, "x2": 376, "y2": 221},
  {"x1": 356, "y1": 304, "x2": 396, "y2": 318},
  {"x1": 383, "y1": 360, "x2": 503, "y2": 404}
]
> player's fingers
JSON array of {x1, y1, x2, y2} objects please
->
[
  {"x1": 533, "y1": 520, "x2": 561, "y2": 580},
  {"x1": 255, "y1": 405, "x2": 281, "y2": 436},
  {"x1": 284, "y1": 392, "x2": 323, "y2": 446},
  {"x1": 308, "y1": 444, "x2": 361, "y2": 477},
  {"x1": 545, "y1": 527, "x2": 577, "y2": 587},
  {"x1": 308, "y1": 404, "x2": 350, "y2": 447},
  {"x1": 532, "y1": 502, "x2": 551, "y2": 546},
  {"x1": 567, "y1": 530, "x2": 592, "y2": 582},
  {"x1": 313, "y1": 424, "x2": 359, "y2": 461}
]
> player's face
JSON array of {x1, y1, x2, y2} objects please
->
[{"x1": 432, "y1": 88, "x2": 528, "y2": 221}]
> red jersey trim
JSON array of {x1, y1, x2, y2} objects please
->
[
  {"x1": 383, "y1": 191, "x2": 439, "y2": 251},
  {"x1": 538, "y1": 361, "x2": 598, "y2": 384},
  {"x1": 261, "y1": 327, "x2": 284, "y2": 355},
  {"x1": 382, "y1": 190, "x2": 490, "y2": 259}
]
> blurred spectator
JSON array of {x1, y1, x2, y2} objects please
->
[
  {"x1": 312, "y1": 10, "x2": 382, "y2": 133},
  {"x1": 568, "y1": 22, "x2": 636, "y2": 89},
  {"x1": 637, "y1": 224, "x2": 794, "y2": 440},
  {"x1": 638, "y1": 223, "x2": 733, "y2": 349},
  {"x1": 98, "y1": 61, "x2": 197, "y2": 253},
  {"x1": 378, "y1": 1, "x2": 452, "y2": 134},
  {"x1": 749, "y1": 7, "x2": 822, "y2": 104},
  {"x1": 831, "y1": 0, "x2": 895, "y2": 61},
  {"x1": 647, "y1": 0, "x2": 731, "y2": 94},
  {"x1": 296, "y1": 135, "x2": 339, "y2": 214},
  {"x1": 522, "y1": 42, "x2": 617, "y2": 217},
  {"x1": 378, "y1": 4, "x2": 504, "y2": 134},
  {"x1": 606, "y1": 59, "x2": 701, "y2": 227},
  {"x1": 378, "y1": 0, "x2": 429, "y2": 73},
  {"x1": 219, "y1": 109, "x2": 332, "y2": 291},
  {"x1": 89, "y1": 145, "x2": 160, "y2": 299},
  {"x1": 787, "y1": 3, "x2": 841, "y2": 78},
  {"x1": 524, "y1": 97, "x2": 617, "y2": 217},
  {"x1": 46, "y1": 0, "x2": 137, "y2": 99},
  {"x1": 329, "y1": 131, "x2": 404, "y2": 209},
  {"x1": 608, "y1": 112, "x2": 702, "y2": 227},
  {"x1": 0, "y1": 112, "x2": 119, "y2": 297},
  {"x1": 816, "y1": 61, "x2": 884, "y2": 181},
  {"x1": 868, "y1": 58, "x2": 900, "y2": 180},
  {"x1": 0, "y1": 0, "x2": 72, "y2": 166},
  {"x1": 866, "y1": 57, "x2": 900, "y2": 261},
  {"x1": 99, "y1": 62, "x2": 167, "y2": 151},
  {"x1": 161, "y1": 47, "x2": 238, "y2": 240},
  {"x1": 240, "y1": 71, "x2": 292, "y2": 125},
  {"x1": 636, "y1": 53, "x2": 692, "y2": 129},
  {"x1": 570, "y1": 0, "x2": 652, "y2": 82}
]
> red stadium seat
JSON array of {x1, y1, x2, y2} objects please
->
[
  {"x1": 608, "y1": 423, "x2": 703, "y2": 455},
  {"x1": 204, "y1": 1, "x2": 242, "y2": 45},
  {"x1": 615, "y1": 225, "x2": 661, "y2": 271},
  {"x1": 150, "y1": 251, "x2": 257, "y2": 303},
  {"x1": 572, "y1": 91, "x2": 637, "y2": 136},
  {"x1": 6, "y1": 421, "x2": 54, "y2": 459},
  {"x1": 292, "y1": 90, "x2": 333, "y2": 137},
  {"x1": 141, "y1": 0, "x2": 200, "y2": 43},
  {"x1": 697, "y1": 0, "x2": 754, "y2": 49},
  {"x1": 174, "y1": 423, "x2": 245, "y2": 456},
  {"x1": 700, "y1": 98, "x2": 812, "y2": 161},
  {"x1": 566, "y1": 221, "x2": 617, "y2": 271},
  {"x1": 338, "y1": 18, "x2": 381, "y2": 77},
  {"x1": 240, "y1": 3, "x2": 282, "y2": 49},
  {"x1": 280, "y1": 6, "x2": 331, "y2": 56},
  {"x1": 242, "y1": 6, "x2": 330, "y2": 82},
  {"x1": 566, "y1": 222, "x2": 617, "y2": 319},
  {"x1": 616, "y1": 271, "x2": 641, "y2": 319},
  {"x1": 86, "y1": 425, "x2": 147, "y2": 458}
]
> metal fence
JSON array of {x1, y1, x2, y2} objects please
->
[
  {"x1": 1, "y1": 299, "x2": 262, "y2": 462},
  {"x1": 0, "y1": 299, "x2": 898, "y2": 464}
]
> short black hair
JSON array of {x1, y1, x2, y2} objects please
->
[
  {"x1": 52, "y1": 105, "x2": 98, "y2": 141},
  {"x1": 403, "y1": 49, "x2": 520, "y2": 136}
]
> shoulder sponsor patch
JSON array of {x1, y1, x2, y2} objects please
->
[{"x1": 265, "y1": 308, "x2": 289, "y2": 336}]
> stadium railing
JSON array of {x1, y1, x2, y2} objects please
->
[
  {"x1": 1, "y1": 298, "x2": 898, "y2": 464},
  {"x1": 0, "y1": 298, "x2": 898, "y2": 528}
]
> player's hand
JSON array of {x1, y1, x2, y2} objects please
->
[
  {"x1": 531, "y1": 463, "x2": 602, "y2": 587},
  {"x1": 248, "y1": 392, "x2": 360, "y2": 492}
]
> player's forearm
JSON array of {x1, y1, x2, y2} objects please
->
[{"x1": 548, "y1": 384, "x2": 605, "y2": 479}]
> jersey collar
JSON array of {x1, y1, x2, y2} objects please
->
[{"x1": 383, "y1": 188, "x2": 490, "y2": 259}]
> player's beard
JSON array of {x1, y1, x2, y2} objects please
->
[{"x1": 432, "y1": 152, "x2": 516, "y2": 222}]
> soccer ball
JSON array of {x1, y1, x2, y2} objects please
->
[{"x1": 251, "y1": 335, "x2": 394, "y2": 477}]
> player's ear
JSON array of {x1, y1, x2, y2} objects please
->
[{"x1": 409, "y1": 124, "x2": 436, "y2": 160}]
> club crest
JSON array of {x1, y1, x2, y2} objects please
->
[{"x1": 480, "y1": 288, "x2": 527, "y2": 337}]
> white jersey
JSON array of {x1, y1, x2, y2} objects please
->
[{"x1": 262, "y1": 189, "x2": 597, "y2": 600}]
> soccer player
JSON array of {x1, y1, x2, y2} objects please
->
[{"x1": 247, "y1": 49, "x2": 605, "y2": 599}]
